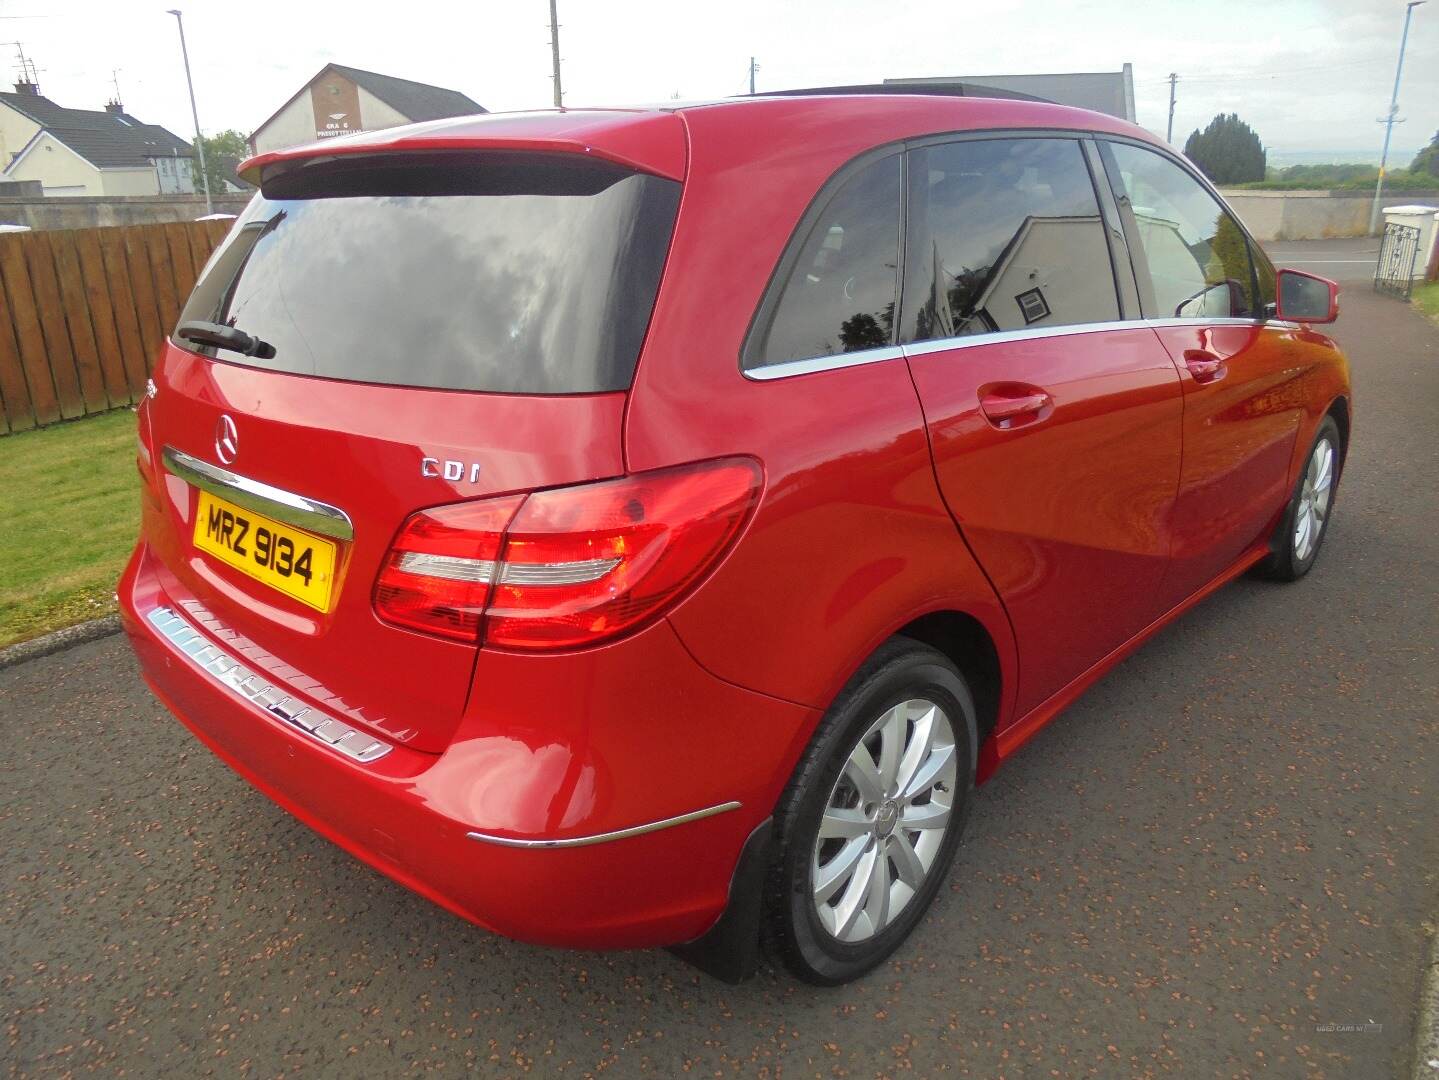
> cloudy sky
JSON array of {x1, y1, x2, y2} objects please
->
[{"x1": 3, "y1": 0, "x2": 1436, "y2": 160}]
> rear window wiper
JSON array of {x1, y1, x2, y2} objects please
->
[{"x1": 176, "y1": 319, "x2": 276, "y2": 360}]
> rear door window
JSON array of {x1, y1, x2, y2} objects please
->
[
  {"x1": 745, "y1": 155, "x2": 902, "y2": 369},
  {"x1": 900, "y1": 137, "x2": 1120, "y2": 343},
  {"x1": 1097, "y1": 141, "x2": 1258, "y2": 319},
  {"x1": 175, "y1": 152, "x2": 681, "y2": 394}
]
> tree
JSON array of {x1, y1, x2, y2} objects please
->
[
  {"x1": 1411, "y1": 130, "x2": 1439, "y2": 179},
  {"x1": 1184, "y1": 114, "x2": 1267, "y2": 186},
  {"x1": 195, "y1": 129, "x2": 252, "y2": 195}
]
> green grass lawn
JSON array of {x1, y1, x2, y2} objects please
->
[
  {"x1": 1415, "y1": 280, "x2": 1439, "y2": 322},
  {"x1": 0, "y1": 410, "x2": 140, "y2": 648}
]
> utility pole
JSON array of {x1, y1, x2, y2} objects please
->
[
  {"x1": 1369, "y1": 0, "x2": 1425, "y2": 235},
  {"x1": 1166, "y1": 73, "x2": 1178, "y2": 144},
  {"x1": 749, "y1": 56, "x2": 759, "y2": 95},
  {"x1": 548, "y1": 0, "x2": 563, "y2": 108},
  {"x1": 166, "y1": 9, "x2": 211, "y2": 215}
]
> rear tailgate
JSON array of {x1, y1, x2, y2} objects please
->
[
  {"x1": 137, "y1": 131, "x2": 683, "y2": 754},
  {"x1": 143, "y1": 348, "x2": 627, "y2": 753}
]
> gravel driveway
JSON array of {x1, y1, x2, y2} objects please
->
[{"x1": 3, "y1": 275, "x2": 1437, "y2": 1078}]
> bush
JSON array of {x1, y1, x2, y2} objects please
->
[{"x1": 1185, "y1": 114, "x2": 1266, "y2": 185}]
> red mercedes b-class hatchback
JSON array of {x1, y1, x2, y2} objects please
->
[{"x1": 122, "y1": 90, "x2": 1351, "y2": 985}]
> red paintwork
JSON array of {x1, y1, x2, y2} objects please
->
[
  {"x1": 904, "y1": 329, "x2": 1183, "y2": 716},
  {"x1": 239, "y1": 109, "x2": 689, "y2": 184},
  {"x1": 1150, "y1": 322, "x2": 1309, "y2": 608},
  {"x1": 139, "y1": 346, "x2": 627, "y2": 753},
  {"x1": 122, "y1": 94, "x2": 1352, "y2": 952}
]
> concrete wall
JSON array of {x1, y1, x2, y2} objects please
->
[
  {"x1": 0, "y1": 192, "x2": 252, "y2": 230},
  {"x1": 1220, "y1": 188, "x2": 1439, "y2": 241}
]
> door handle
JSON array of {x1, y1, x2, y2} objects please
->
[
  {"x1": 1184, "y1": 349, "x2": 1228, "y2": 385},
  {"x1": 978, "y1": 384, "x2": 1054, "y2": 429}
]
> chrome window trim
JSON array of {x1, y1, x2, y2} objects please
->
[
  {"x1": 162, "y1": 446, "x2": 355, "y2": 541},
  {"x1": 465, "y1": 800, "x2": 742, "y2": 849},
  {"x1": 744, "y1": 316, "x2": 1289, "y2": 378},
  {"x1": 146, "y1": 605, "x2": 391, "y2": 763},
  {"x1": 903, "y1": 317, "x2": 1270, "y2": 358},
  {"x1": 743, "y1": 345, "x2": 905, "y2": 381}
]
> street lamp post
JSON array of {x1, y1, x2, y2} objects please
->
[
  {"x1": 166, "y1": 8, "x2": 212, "y2": 215},
  {"x1": 1369, "y1": 0, "x2": 1425, "y2": 236}
]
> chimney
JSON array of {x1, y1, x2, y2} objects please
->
[
  {"x1": 104, "y1": 99, "x2": 124, "y2": 115},
  {"x1": 13, "y1": 80, "x2": 39, "y2": 96}
]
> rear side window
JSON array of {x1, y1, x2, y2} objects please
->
[
  {"x1": 1098, "y1": 141, "x2": 1257, "y2": 319},
  {"x1": 746, "y1": 155, "x2": 901, "y2": 369},
  {"x1": 175, "y1": 153, "x2": 681, "y2": 394},
  {"x1": 901, "y1": 138, "x2": 1119, "y2": 343}
]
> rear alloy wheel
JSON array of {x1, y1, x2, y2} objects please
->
[
  {"x1": 764, "y1": 639, "x2": 976, "y2": 984},
  {"x1": 812, "y1": 699, "x2": 959, "y2": 942},
  {"x1": 1258, "y1": 415, "x2": 1341, "y2": 582}
]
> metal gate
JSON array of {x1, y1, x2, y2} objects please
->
[{"x1": 1374, "y1": 222, "x2": 1421, "y2": 299}]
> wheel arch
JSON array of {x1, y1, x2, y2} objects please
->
[
  {"x1": 1326, "y1": 394, "x2": 1351, "y2": 464},
  {"x1": 893, "y1": 610, "x2": 1004, "y2": 749}
]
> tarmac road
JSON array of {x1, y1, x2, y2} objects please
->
[
  {"x1": 1263, "y1": 238, "x2": 1381, "y2": 284},
  {"x1": 4, "y1": 270, "x2": 1437, "y2": 1078}
]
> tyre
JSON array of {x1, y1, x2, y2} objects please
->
[
  {"x1": 762, "y1": 637, "x2": 977, "y2": 985},
  {"x1": 1256, "y1": 415, "x2": 1342, "y2": 582}
]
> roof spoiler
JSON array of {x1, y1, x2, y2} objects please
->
[{"x1": 754, "y1": 82, "x2": 1050, "y2": 104}]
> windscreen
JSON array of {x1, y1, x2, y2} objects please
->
[{"x1": 174, "y1": 152, "x2": 682, "y2": 394}]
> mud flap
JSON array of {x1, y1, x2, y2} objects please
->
[{"x1": 667, "y1": 818, "x2": 773, "y2": 983}]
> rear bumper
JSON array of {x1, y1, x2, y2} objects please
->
[{"x1": 119, "y1": 542, "x2": 816, "y2": 949}]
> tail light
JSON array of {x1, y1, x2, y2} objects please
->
[{"x1": 374, "y1": 458, "x2": 762, "y2": 649}]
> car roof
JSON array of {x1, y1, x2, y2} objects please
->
[{"x1": 239, "y1": 94, "x2": 1163, "y2": 187}]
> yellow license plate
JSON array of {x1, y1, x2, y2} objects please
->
[{"x1": 193, "y1": 490, "x2": 337, "y2": 612}]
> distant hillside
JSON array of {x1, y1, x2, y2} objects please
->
[{"x1": 1266, "y1": 148, "x2": 1420, "y2": 168}]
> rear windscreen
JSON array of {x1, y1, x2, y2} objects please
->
[{"x1": 174, "y1": 152, "x2": 682, "y2": 394}]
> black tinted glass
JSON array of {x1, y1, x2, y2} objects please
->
[
  {"x1": 901, "y1": 138, "x2": 1119, "y2": 342},
  {"x1": 175, "y1": 153, "x2": 681, "y2": 394},
  {"x1": 748, "y1": 155, "x2": 901, "y2": 368},
  {"x1": 1100, "y1": 142, "x2": 1257, "y2": 319}
]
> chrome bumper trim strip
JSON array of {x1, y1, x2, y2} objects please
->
[
  {"x1": 465, "y1": 801, "x2": 743, "y2": 849},
  {"x1": 161, "y1": 446, "x2": 355, "y2": 541},
  {"x1": 146, "y1": 606, "x2": 391, "y2": 763}
]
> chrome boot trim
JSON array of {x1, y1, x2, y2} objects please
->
[
  {"x1": 465, "y1": 801, "x2": 742, "y2": 849},
  {"x1": 146, "y1": 606, "x2": 390, "y2": 763},
  {"x1": 161, "y1": 447, "x2": 354, "y2": 541}
]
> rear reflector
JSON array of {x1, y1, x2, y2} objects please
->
[{"x1": 374, "y1": 458, "x2": 761, "y2": 648}]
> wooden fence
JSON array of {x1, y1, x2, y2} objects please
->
[{"x1": 0, "y1": 218, "x2": 231, "y2": 435}]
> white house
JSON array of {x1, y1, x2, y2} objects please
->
[
  {"x1": 250, "y1": 64, "x2": 484, "y2": 155},
  {"x1": 0, "y1": 81, "x2": 196, "y2": 197}
]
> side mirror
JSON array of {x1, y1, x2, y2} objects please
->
[{"x1": 1276, "y1": 269, "x2": 1339, "y2": 324}]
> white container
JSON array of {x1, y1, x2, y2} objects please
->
[{"x1": 1381, "y1": 205, "x2": 1439, "y2": 280}]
